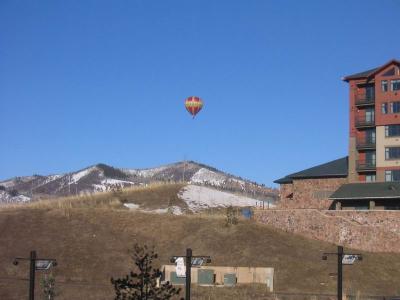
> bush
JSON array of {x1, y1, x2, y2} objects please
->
[
  {"x1": 9, "y1": 189, "x2": 18, "y2": 197},
  {"x1": 225, "y1": 206, "x2": 238, "y2": 226}
]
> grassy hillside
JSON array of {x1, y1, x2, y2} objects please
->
[
  {"x1": 5, "y1": 183, "x2": 187, "y2": 211},
  {"x1": 1, "y1": 184, "x2": 400, "y2": 299}
]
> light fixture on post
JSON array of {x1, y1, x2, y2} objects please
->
[
  {"x1": 13, "y1": 250, "x2": 57, "y2": 300},
  {"x1": 170, "y1": 248, "x2": 211, "y2": 300},
  {"x1": 322, "y1": 246, "x2": 362, "y2": 300}
]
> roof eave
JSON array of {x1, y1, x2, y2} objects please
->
[
  {"x1": 343, "y1": 59, "x2": 400, "y2": 82},
  {"x1": 330, "y1": 195, "x2": 400, "y2": 200},
  {"x1": 290, "y1": 174, "x2": 347, "y2": 180},
  {"x1": 367, "y1": 59, "x2": 400, "y2": 79},
  {"x1": 273, "y1": 178, "x2": 293, "y2": 184}
]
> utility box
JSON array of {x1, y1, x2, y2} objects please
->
[
  {"x1": 197, "y1": 269, "x2": 214, "y2": 285},
  {"x1": 241, "y1": 208, "x2": 254, "y2": 219},
  {"x1": 223, "y1": 273, "x2": 236, "y2": 286},
  {"x1": 170, "y1": 272, "x2": 185, "y2": 285}
]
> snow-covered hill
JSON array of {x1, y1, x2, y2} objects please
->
[
  {"x1": 121, "y1": 184, "x2": 275, "y2": 215},
  {"x1": 0, "y1": 161, "x2": 277, "y2": 204},
  {"x1": 179, "y1": 185, "x2": 273, "y2": 212}
]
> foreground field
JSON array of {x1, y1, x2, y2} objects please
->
[{"x1": 0, "y1": 184, "x2": 399, "y2": 299}]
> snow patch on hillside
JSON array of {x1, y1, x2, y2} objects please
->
[
  {"x1": 92, "y1": 179, "x2": 135, "y2": 192},
  {"x1": 150, "y1": 206, "x2": 183, "y2": 215},
  {"x1": 71, "y1": 167, "x2": 95, "y2": 183},
  {"x1": 124, "y1": 203, "x2": 140, "y2": 209},
  {"x1": 125, "y1": 166, "x2": 168, "y2": 178},
  {"x1": 123, "y1": 203, "x2": 183, "y2": 215},
  {"x1": 101, "y1": 178, "x2": 135, "y2": 186},
  {"x1": 0, "y1": 176, "x2": 37, "y2": 188},
  {"x1": 46, "y1": 174, "x2": 62, "y2": 182},
  {"x1": 229, "y1": 177, "x2": 246, "y2": 186},
  {"x1": 0, "y1": 191, "x2": 31, "y2": 203},
  {"x1": 0, "y1": 179, "x2": 16, "y2": 188},
  {"x1": 35, "y1": 174, "x2": 62, "y2": 188},
  {"x1": 179, "y1": 184, "x2": 260, "y2": 212},
  {"x1": 190, "y1": 168, "x2": 226, "y2": 186}
]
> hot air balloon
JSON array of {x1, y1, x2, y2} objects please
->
[{"x1": 185, "y1": 96, "x2": 203, "y2": 119}]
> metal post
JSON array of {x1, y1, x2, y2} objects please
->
[
  {"x1": 29, "y1": 250, "x2": 36, "y2": 300},
  {"x1": 185, "y1": 248, "x2": 192, "y2": 300},
  {"x1": 337, "y1": 246, "x2": 343, "y2": 300}
]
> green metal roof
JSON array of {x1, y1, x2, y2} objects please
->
[
  {"x1": 274, "y1": 157, "x2": 348, "y2": 184},
  {"x1": 330, "y1": 182, "x2": 400, "y2": 200},
  {"x1": 274, "y1": 176, "x2": 293, "y2": 184}
]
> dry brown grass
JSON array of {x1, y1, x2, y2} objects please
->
[
  {"x1": 0, "y1": 184, "x2": 399, "y2": 299},
  {"x1": 0, "y1": 183, "x2": 186, "y2": 212},
  {"x1": 186, "y1": 284, "x2": 273, "y2": 300}
]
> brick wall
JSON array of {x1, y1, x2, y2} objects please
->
[
  {"x1": 278, "y1": 177, "x2": 347, "y2": 209},
  {"x1": 254, "y1": 209, "x2": 400, "y2": 253}
]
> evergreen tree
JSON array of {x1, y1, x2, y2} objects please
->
[
  {"x1": 9, "y1": 189, "x2": 18, "y2": 197},
  {"x1": 111, "y1": 244, "x2": 181, "y2": 300}
]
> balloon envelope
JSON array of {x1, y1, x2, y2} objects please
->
[{"x1": 185, "y1": 96, "x2": 203, "y2": 118}]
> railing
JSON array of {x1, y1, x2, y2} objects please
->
[
  {"x1": 355, "y1": 116, "x2": 375, "y2": 127},
  {"x1": 356, "y1": 137, "x2": 376, "y2": 149},
  {"x1": 356, "y1": 159, "x2": 376, "y2": 171},
  {"x1": 355, "y1": 94, "x2": 375, "y2": 106}
]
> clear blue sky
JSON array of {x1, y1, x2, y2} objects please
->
[{"x1": 1, "y1": 0, "x2": 399, "y2": 186}]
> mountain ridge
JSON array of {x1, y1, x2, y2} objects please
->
[{"x1": 0, "y1": 161, "x2": 277, "y2": 204}]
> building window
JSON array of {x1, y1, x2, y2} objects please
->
[
  {"x1": 385, "y1": 125, "x2": 400, "y2": 137},
  {"x1": 391, "y1": 79, "x2": 400, "y2": 91},
  {"x1": 381, "y1": 103, "x2": 388, "y2": 114},
  {"x1": 385, "y1": 147, "x2": 400, "y2": 160},
  {"x1": 391, "y1": 101, "x2": 400, "y2": 113},
  {"x1": 365, "y1": 174, "x2": 376, "y2": 182},
  {"x1": 385, "y1": 170, "x2": 400, "y2": 181},
  {"x1": 381, "y1": 80, "x2": 388, "y2": 92}
]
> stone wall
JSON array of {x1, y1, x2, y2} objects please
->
[
  {"x1": 254, "y1": 209, "x2": 400, "y2": 253},
  {"x1": 278, "y1": 177, "x2": 347, "y2": 209},
  {"x1": 279, "y1": 183, "x2": 293, "y2": 201}
]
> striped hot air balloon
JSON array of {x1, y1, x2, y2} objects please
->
[{"x1": 185, "y1": 96, "x2": 203, "y2": 118}]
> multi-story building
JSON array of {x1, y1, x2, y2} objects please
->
[
  {"x1": 345, "y1": 59, "x2": 400, "y2": 183},
  {"x1": 275, "y1": 59, "x2": 400, "y2": 210}
]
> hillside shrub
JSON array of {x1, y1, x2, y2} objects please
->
[
  {"x1": 225, "y1": 206, "x2": 238, "y2": 226},
  {"x1": 9, "y1": 189, "x2": 18, "y2": 197}
]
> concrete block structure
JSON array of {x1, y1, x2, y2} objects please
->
[
  {"x1": 275, "y1": 60, "x2": 400, "y2": 210},
  {"x1": 161, "y1": 265, "x2": 274, "y2": 291}
]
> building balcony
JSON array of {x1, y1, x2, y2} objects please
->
[
  {"x1": 355, "y1": 117, "x2": 375, "y2": 128},
  {"x1": 356, "y1": 159, "x2": 376, "y2": 172},
  {"x1": 356, "y1": 138, "x2": 376, "y2": 150},
  {"x1": 355, "y1": 94, "x2": 375, "y2": 107}
]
